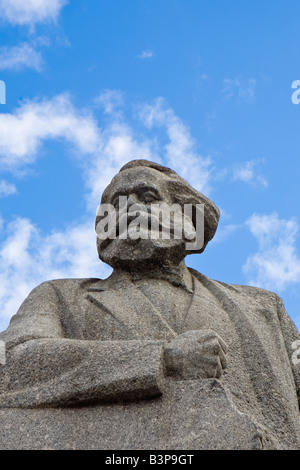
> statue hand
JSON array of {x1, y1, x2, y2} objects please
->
[{"x1": 164, "y1": 329, "x2": 228, "y2": 380}]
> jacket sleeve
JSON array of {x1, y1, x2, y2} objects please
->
[
  {"x1": 0, "y1": 282, "x2": 165, "y2": 408},
  {"x1": 276, "y1": 294, "x2": 300, "y2": 408},
  {"x1": 0, "y1": 281, "x2": 65, "y2": 349}
]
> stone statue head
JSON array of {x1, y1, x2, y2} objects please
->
[{"x1": 95, "y1": 160, "x2": 220, "y2": 270}]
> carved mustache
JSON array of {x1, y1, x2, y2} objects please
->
[{"x1": 97, "y1": 203, "x2": 197, "y2": 248}]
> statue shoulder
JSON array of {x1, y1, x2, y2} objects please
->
[
  {"x1": 189, "y1": 267, "x2": 281, "y2": 304},
  {"x1": 16, "y1": 278, "x2": 105, "y2": 309},
  {"x1": 32, "y1": 277, "x2": 103, "y2": 293}
]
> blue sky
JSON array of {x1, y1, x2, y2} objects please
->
[{"x1": 1, "y1": 0, "x2": 300, "y2": 331}]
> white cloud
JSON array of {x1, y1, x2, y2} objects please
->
[
  {"x1": 94, "y1": 89, "x2": 125, "y2": 115},
  {"x1": 0, "y1": 180, "x2": 17, "y2": 197},
  {"x1": 0, "y1": 91, "x2": 218, "y2": 218},
  {"x1": 0, "y1": 216, "x2": 111, "y2": 331},
  {"x1": 138, "y1": 97, "x2": 213, "y2": 194},
  {"x1": 0, "y1": 0, "x2": 68, "y2": 26},
  {"x1": 136, "y1": 50, "x2": 155, "y2": 59},
  {"x1": 243, "y1": 213, "x2": 300, "y2": 292},
  {"x1": 0, "y1": 92, "x2": 212, "y2": 200},
  {"x1": 84, "y1": 120, "x2": 157, "y2": 210},
  {"x1": 222, "y1": 78, "x2": 257, "y2": 103},
  {"x1": 0, "y1": 42, "x2": 43, "y2": 71},
  {"x1": 0, "y1": 93, "x2": 101, "y2": 171},
  {"x1": 233, "y1": 160, "x2": 268, "y2": 187}
]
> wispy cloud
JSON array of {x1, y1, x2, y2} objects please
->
[
  {"x1": 137, "y1": 97, "x2": 213, "y2": 195},
  {"x1": 233, "y1": 159, "x2": 268, "y2": 188},
  {"x1": 0, "y1": 180, "x2": 17, "y2": 197},
  {"x1": 94, "y1": 89, "x2": 125, "y2": 115},
  {"x1": 0, "y1": 42, "x2": 43, "y2": 71},
  {"x1": 136, "y1": 50, "x2": 156, "y2": 59},
  {"x1": 221, "y1": 78, "x2": 257, "y2": 103},
  {"x1": 0, "y1": 93, "x2": 101, "y2": 170},
  {"x1": 0, "y1": 0, "x2": 68, "y2": 26},
  {"x1": 243, "y1": 213, "x2": 300, "y2": 292},
  {"x1": 205, "y1": 76, "x2": 257, "y2": 133},
  {"x1": 0, "y1": 91, "x2": 214, "y2": 203}
]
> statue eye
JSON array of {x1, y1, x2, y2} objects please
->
[
  {"x1": 141, "y1": 191, "x2": 158, "y2": 203},
  {"x1": 111, "y1": 196, "x2": 120, "y2": 209}
]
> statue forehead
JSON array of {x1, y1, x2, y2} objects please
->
[{"x1": 103, "y1": 167, "x2": 169, "y2": 200}]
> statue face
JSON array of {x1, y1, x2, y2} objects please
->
[{"x1": 97, "y1": 167, "x2": 193, "y2": 269}]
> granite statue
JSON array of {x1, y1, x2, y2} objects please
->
[{"x1": 0, "y1": 159, "x2": 300, "y2": 450}]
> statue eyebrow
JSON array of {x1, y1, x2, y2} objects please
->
[{"x1": 109, "y1": 184, "x2": 160, "y2": 202}]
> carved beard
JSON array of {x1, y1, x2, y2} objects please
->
[{"x1": 98, "y1": 235, "x2": 187, "y2": 270}]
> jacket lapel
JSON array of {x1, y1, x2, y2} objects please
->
[
  {"x1": 181, "y1": 273, "x2": 218, "y2": 332},
  {"x1": 86, "y1": 275, "x2": 176, "y2": 341}
]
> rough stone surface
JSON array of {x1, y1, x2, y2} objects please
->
[
  {"x1": 0, "y1": 159, "x2": 300, "y2": 450},
  {"x1": 0, "y1": 380, "x2": 279, "y2": 450}
]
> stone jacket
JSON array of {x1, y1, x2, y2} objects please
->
[{"x1": 0, "y1": 268, "x2": 300, "y2": 449}]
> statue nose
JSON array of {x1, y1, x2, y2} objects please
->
[{"x1": 127, "y1": 194, "x2": 139, "y2": 206}]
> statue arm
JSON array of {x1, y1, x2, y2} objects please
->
[
  {"x1": 0, "y1": 338, "x2": 165, "y2": 408},
  {"x1": 0, "y1": 282, "x2": 165, "y2": 408}
]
